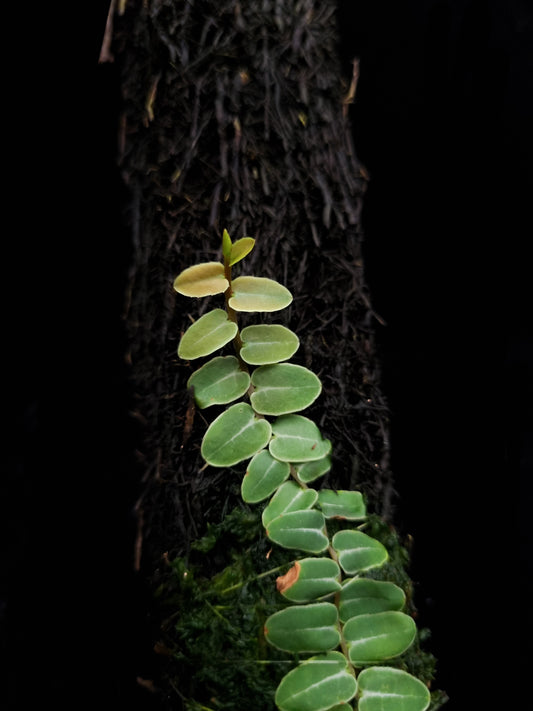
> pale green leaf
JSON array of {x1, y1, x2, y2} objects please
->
[
  {"x1": 229, "y1": 237, "x2": 255, "y2": 266},
  {"x1": 331, "y1": 530, "x2": 388, "y2": 575},
  {"x1": 178, "y1": 309, "x2": 238, "y2": 360},
  {"x1": 357, "y1": 667, "x2": 430, "y2": 711},
  {"x1": 261, "y1": 481, "x2": 318, "y2": 528},
  {"x1": 229, "y1": 276, "x2": 293, "y2": 312},
  {"x1": 269, "y1": 415, "x2": 331, "y2": 462},
  {"x1": 173, "y1": 262, "x2": 228, "y2": 297},
  {"x1": 265, "y1": 603, "x2": 340, "y2": 653},
  {"x1": 187, "y1": 356, "x2": 250, "y2": 408},
  {"x1": 241, "y1": 449, "x2": 290, "y2": 503},
  {"x1": 200, "y1": 403, "x2": 272, "y2": 467},
  {"x1": 250, "y1": 363, "x2": 322, "y2": 415},
  {"x1": 295, "y1": 455, "x2": 332, "y2": 483},
  {"x1": 317, "y1": 490, "x2": 366, "y2": 520},
  {"x1": 277, "y1": 558, "x2": 342, "y2": 602},
  {"x1": 338, "y1": 578, "x2": 406, "y2": 622},
  {"x1": 343, "y1": 611, "x2": 416, "y2": 665},
  {"x1": 240, "y1": 324, "x2": 300, "y2": 365},
  {"x1": 266, "y1": 509, "x2": 328, "y2": 553},
  {"x1": 275, "y1": 651, "x2": 357, "y2": 711}
]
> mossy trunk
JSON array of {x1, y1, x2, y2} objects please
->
[{"x1": 105, "y1": 1, "x2": 443, "y2": 708}]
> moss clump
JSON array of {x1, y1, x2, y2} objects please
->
[{"x1": 150, "y1": 507, "x2": 446, "y2": 710}]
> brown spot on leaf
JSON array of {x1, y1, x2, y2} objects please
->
[{"x1": 276, "y1": 561, "x2": 301, "y2": 593}]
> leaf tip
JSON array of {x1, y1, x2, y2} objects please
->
[{"x1": 276, "y1": 561, "x2": 301, "y2": 594}]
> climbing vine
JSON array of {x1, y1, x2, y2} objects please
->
[{"x1": 171, "y1": 230, "x2": 434, "y2": 711}]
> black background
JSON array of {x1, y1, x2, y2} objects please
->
[{"x1": 3, "y1": 1, "x2": 531, "y2": 708}]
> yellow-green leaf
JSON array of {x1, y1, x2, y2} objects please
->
[
  {"x1": 173, "y1": 262, "x2": 228, "y2": 297},
  {"x1": 229, "y1": 237, "x2": 255, "y2": 266}
]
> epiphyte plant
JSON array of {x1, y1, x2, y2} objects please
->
[{"x1": 174, "y1": 230, "x2": 431, "y2": 711}]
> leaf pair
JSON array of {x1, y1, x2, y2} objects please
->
[
  {"x1": 201, "y1": 409, "x2": 331, "y2": 468},
  {"x1": 275, "y1": 656, "x2": 430, "y2": 711}
]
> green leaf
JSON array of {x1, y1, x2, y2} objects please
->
[
  {"x1": 274, "y1": 651, "x2": 357, "y2": 711},
  {"x1": 266, "y1": 510, "x2": 329, "y2": 553},
  {"x1": 240, "y1": 449, "x2": 290, "y2": 503},
  {"x1": 331, "y1": 530, "x2": 388, "y2": 575},
  {"x1": 338, "y1": 578, "x2": 406, "y2": 622},
  {"x1": 261, "y1": 481, "x2": 318, "y2": 528},
  {"x1": 229, "y1": 237, "x2": 255, "y2": 266},
  {"x1": 277, "y1": 558, "x2": 342, "y2": 602},
  {"x1": 187, "y1": 356, "x2": 250, "y2": 408},
  {"x1": 222, "y1": 228, "x2": 232, "y2": 261},
  {"x1": 343, "y1": 611, "x2": 417, "y2": 665},
  {"x1": 229, "y1": 276, "x2": 293, "y2": 312},
  {"x1": 200, "y1": 403, "x2": 272, "y2": 467},
  {"x1": 269, "y1": 415, "x2": 332, "y2": 462},
  {"x1": 240, "y1": 324, "x2": 300, "y2": 365},
  {"x1": 173, "y1": 262, "x2": 228, "y2": 297},
  {"x1": 357, "y1": 667, "x2": 430, "y2": 711},
  {"x1": 317, "y1": 490, "x2": 366, "y2": 520},
  {"x1": 264, "y1": 603, "x2": 340, "y2": 653},
  {"x1": 250, "y1": 363, "x2": 322, "y2": 415},
  {"x1": 178, "y1": 309, "x2": 238, "y2": 360},
  {"x1": 294, "y1": 455, "x2": 332, "y2": 483}
]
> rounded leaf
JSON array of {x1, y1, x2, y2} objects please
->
[
  {"x1": 178, "y1": 309, "x2": 238, "y2": 360},
  {"x1": 240, "y1": 324, "x2": 300, "y2": 365},
  {"x1": 343, "y1": 611, "x2": 417, "y2": 665},
  {"x1": 357, "y1": 667, "x2": 430, "y2": 711},
  {"x1": 250, "y1": 363, "x2": 322, "y2": 415},
  {"x1": 295, "y1": 455, "x2": 332, "y2": 484},
  {"x1": 187, "y1": 356, "x2": 250, "y2": 408},
  {"x1": 261, "y1": 481, "x2": 318, "y2": 528},
  {"x1": 229, "y1": 237, "x2": 255, "y2": 266},
  {"x1": 173, "y1": 262, "x2": 228, "y2": 297},
  {"x1": 274, "y1": 651, "x2": 357, "y2": 711},
  {"x1": 241, "y1": 449, "x2": 290, "y2": 503},
  {"x1": 265, "y1": 603, "x2": 340, "y2": 653},
  {"x1": 266, "y1": 509, "x2": 329, "y2": 553},
  {"x1": 229, "y1": 276, "x2": 293, "y2": 312},
  {"x1": 269, "y1": 415, "x2": 332, "y2": 462},
  {"x1": 331, "y1": 530, "x2": 388, "y2": 575},
  {"x1": 277, "y1": 558, "x2": 342, "y2": 603},
  {"x1": 317, "y1": 490, "x2": 366, "y2": 520},
  {"x1": 201, "y1": 403, "x2": 272, "y2": 467},
  {"x1": 339, "y1": 578, "x2": 406, "y2": 622}
]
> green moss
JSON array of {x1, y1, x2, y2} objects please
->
[{"x1": 152, "y1": 507, "x2": 446, "y2": 710}]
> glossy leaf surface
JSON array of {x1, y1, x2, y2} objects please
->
[
  {"x1": 277, "y1": 558, "x2": 342, "y2": 602},
  {"x1": 269, "y1": 415, "x2": 331, "y2": 462},
  {"x1": 187, "y1": 356, "x2": 250, "y2": 408},
  {"x1": 266, "y1": 509, "x2": 329, "y2": 553},
  {"x1": 173, "y1": 262, "x2": 228, "y2": 297},
  {"x1": 357, "y1": 667, "x2": 431, "y2": 711},
  {"x1": 229, "y1": 237, "x2": 255, "y2": 266},
  {"x1": 201, "y1": 403, "x2": 271, "y2": 467},
  {"x1": 275, "y1": 651, "x2": 357, "y2": 711},
  {"x1": 317, "y1": 490, "x2": 366, "y2": 520},
  {"x1": 229, "y1": 276, "x2": 293, "y2": 312},
  {"x1": 178, "y1": 309, "x2": 238, "y2": 360},
  {"x1": 343, "y1": 611, "x2": 416, "y2": 665},
  {"x1": 265, "y1": 603, "x2": 340, "y2": 653},
  {"x1": 331, "y1": 530, "x2": 388, "y2": 575},
  {"x1": 295, "y1": 455, "x2": 332, "y2": 484},
  {"x1": 241, "y1": 449, "x2": 290, "y2": 503},
  {"x1": 240, "y1": 324, "x2": 300, "y2": 365},
  {"x1": 338, "y1": 578, "x2": 405, "y2": 622},
  {"x1": 250, "y1": 363, "x2": 322, "y2": 415},
  {"x1": 261, "y1": 481, "x2": 318, "y2": 528}
]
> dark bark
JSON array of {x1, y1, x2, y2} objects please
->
[{"x1": 111, "y1": 0, "x2": 396, "y2": 571}]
